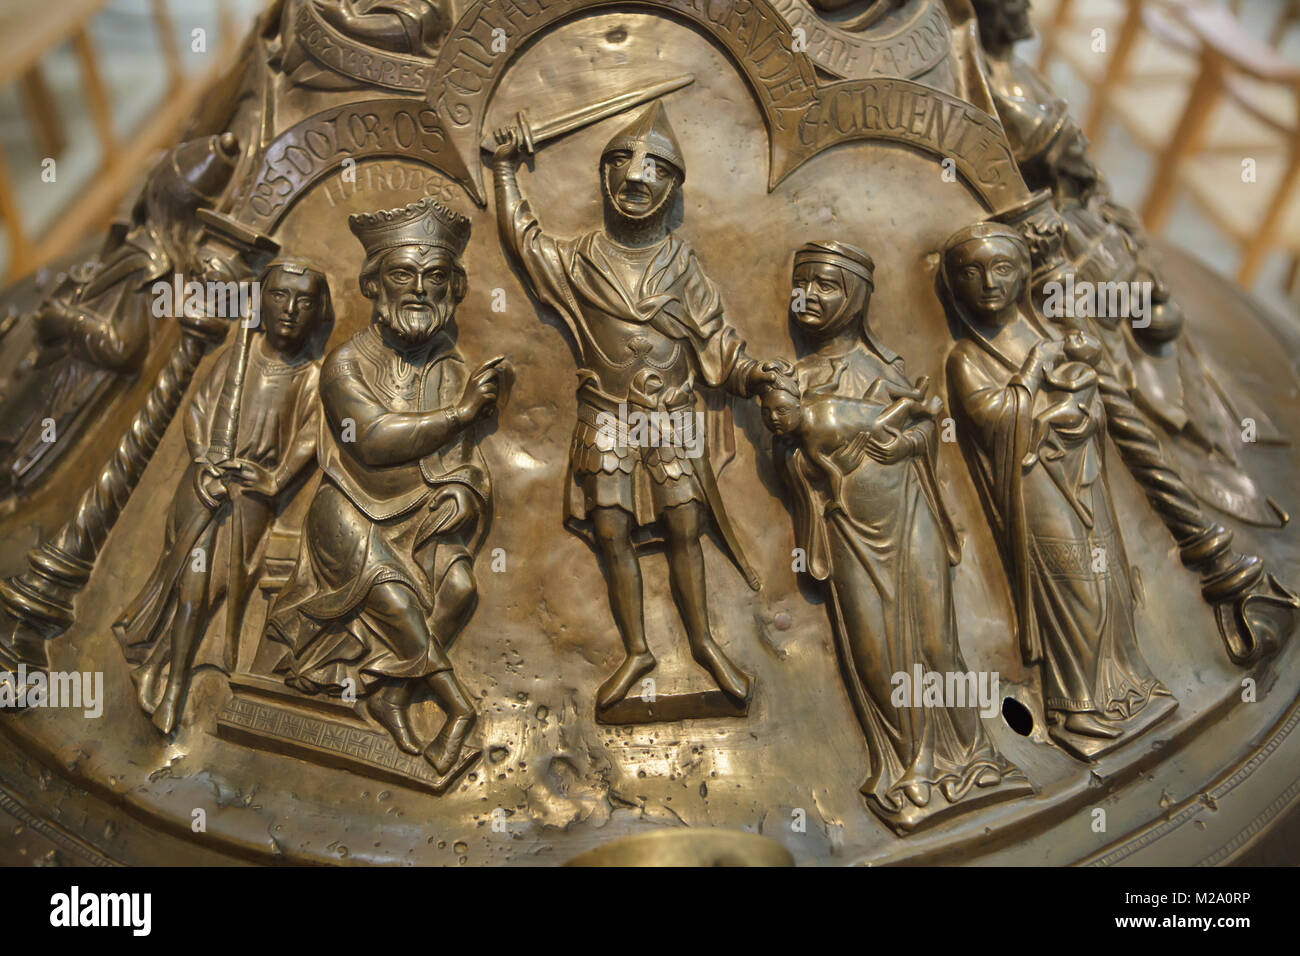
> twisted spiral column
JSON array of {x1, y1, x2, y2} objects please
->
[
  {"x1": 1093, "y1": 362, "x2": 1291, "y2": 663},
  {"x1": 0, "y1": 330, "x2": 212, "y2": 667}
]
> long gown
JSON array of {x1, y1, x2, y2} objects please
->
[
  {"x1": 781, "y1": 340, "x2": 1028, "y2": 833},
  {"x1": 114, "y1": 336, "x2": 320, "y2": 696},
  {"x1": 946, "y1": 339, "x2": 1170, "y2": 734}
]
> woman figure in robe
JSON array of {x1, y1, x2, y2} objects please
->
[
  {"x1": 763, "y1": 240, "x2": 1030, "y2": 834},
  {"x1": 941, "y1": 222, "x2": 1174, "y2": 761}
]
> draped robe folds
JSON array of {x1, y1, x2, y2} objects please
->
[
  {"x1": 503, "y1": 197, "x2": 757, "y2": 557},
  {"x1": 113, "y1": 336, "x2": 320, "y2": 682},
  {"x1": 0, "y1": 230, "x2": 167, "y2": 490},
  {"x1": 986, "y1": 48, "x2": 1284, "y2": 526},
  {"x1": 946, "y1": 339, "x2": 1169, "y2": 721},
  {"x1": 266, "y1": 328, "x2": 491, "y2": 695},
  {"x1": 779, "y1": 343, "x2": 1025, "y2": 828}
]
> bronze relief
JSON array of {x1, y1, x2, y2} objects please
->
[
  {"x1": 939, "y1": 222, "x2": 1176, "y2": 760},
  {"x1": 263, "y1": 198, "x2": 503, "y2": 782},
  {"x1": 764, "y1": 239, "x2": 1031, "y2": 831},
  {"x1": 0, "y1": 0, "x2": 1295, "y2": 866},
  {"x1": 115, "y1": 260, "x2": 332, "y2": 735},
  {"x1": 491, "y1": 103, "x2": 777, "y2": 720}
]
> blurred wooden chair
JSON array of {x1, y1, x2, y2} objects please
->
[
  {"x1": 1036, "y1": 0, "x2": 1300, "y2": 288},
  {"x1": 0, "y1": 0, "x2": 237, "y2": 283},
  {"x1": 1262, "y1": 0, "x2": 1300, "y2": 49},
  {"x1": 1133, "y1": 2, "x2": 1300, "y2": 287},
  {"x1": 1033, "y1": 0, "x2": 1281, "y2": 154},
  {"x1": 1222, "y1": 0, "x2": 1300, "y2": 47}
]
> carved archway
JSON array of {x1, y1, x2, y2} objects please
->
[{"x1": 433, "y1": 0, "x2": 1024, "y2": 207}]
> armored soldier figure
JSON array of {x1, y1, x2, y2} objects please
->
[
  {"x1": 115, "y1": 260, "x2": 332, "y2": 734},
  {"x1": 266, "y1": 199, "x2": 503, "y2": 775},
  {"x1": 491, "y1": 103, "x2": 778, "y2": 712}
]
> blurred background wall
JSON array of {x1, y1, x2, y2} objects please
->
[
  {"x1": 0, "y1": 0, "x2": 264, "y2": 292},
  {"x1": 1031, "y1": 0, "x2": 1300, "y2": 318}
]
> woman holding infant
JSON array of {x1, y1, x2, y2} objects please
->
[{"x1": 763, "y1": 240, "x2": 1029, "y2": 833}]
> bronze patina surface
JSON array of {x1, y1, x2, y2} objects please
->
[{"x1": 0, "y1": 0, "x2": 1297, "y2": 866}]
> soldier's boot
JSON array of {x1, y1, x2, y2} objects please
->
[
  {"x1": 663, "y1": 501, "x2": 752, "y2": 702},
  {"x1": 591, "y1": 506, "x2": 654, "y2": 710},
  {"x1": 690, "y1": 637, "x2": 751, "y2": 703}
]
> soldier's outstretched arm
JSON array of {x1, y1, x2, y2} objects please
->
[
  {"x1": 489, "y1": 129, "x2": 577, "y2": 327},
  {"x1": 693, "y1": 318, "x2": 773, "y2": 399},
  {"x1": 491, "y1": 127, "x2": 527, "y2": 261}
]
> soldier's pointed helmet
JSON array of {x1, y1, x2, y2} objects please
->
[{"x1": 601, "y1": 101, "x2": 686, "y2": 182}]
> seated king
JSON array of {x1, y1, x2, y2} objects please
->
[{"x1": 266, "y1": 198, "x2": 505, "y2": 776}]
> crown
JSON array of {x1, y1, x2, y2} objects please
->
[{"x1": 348, "y1": 198, "x2": 471, "y2": 260}]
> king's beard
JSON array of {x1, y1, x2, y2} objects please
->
[{"x1": 375, "y1": 296, "x2": 455, "y2": 348}]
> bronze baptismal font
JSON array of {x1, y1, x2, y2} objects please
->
[{"x1": 0, "y1": 0, "x2": 1296, "y2": 867}]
